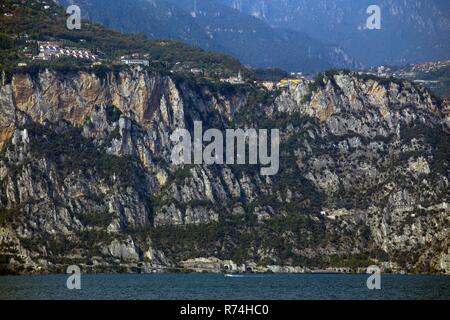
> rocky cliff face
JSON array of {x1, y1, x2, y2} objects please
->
[
  {"x1": 270, "y1": 75, "x2": 449, "y2": 272},
  {"x1": 0, "y1": 68, "x2": 448, "y2": 274}
]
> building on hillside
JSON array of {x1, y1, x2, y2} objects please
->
[
  {"x1": 260, "y1": 81, "x2": 276, "y2": 91},
  {"x1": 33, "y1": 52, "x2": 52, "y2": 61},
  {"x1": 38, "y1": 41, "x2": 61, "y2": 53},
  {"x1": 277, "y1": 79, "x2": 301, "y2": 90},
  {"x1": 220, "y1": 70, "x2": 245, "y2": 85},
  {"x1": 190, "y1": 68, "x2": 203, "y2": 76},
  {"x1": 121, "y1": 59, "x2": 150, "y2": 66}
]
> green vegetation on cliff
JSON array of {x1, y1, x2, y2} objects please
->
[{"x1": 147, "y1": 213, "x2": 377, "y2": 268}]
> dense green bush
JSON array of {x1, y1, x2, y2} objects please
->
[
  {"x1": 78, "y1": 211, "x2": 114, "y2": 228},
  {"x1": 105, "y1": 105, "x2": 122, "y2": 123}
]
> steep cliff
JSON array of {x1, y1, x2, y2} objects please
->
[{"x1": 0, "y1": 68, "x2": 448, "y2": 274}]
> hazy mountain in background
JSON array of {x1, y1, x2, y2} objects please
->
[
  {"x1": 56, "y1": 0, "x2": 209, "y2": 46},
  {"x1": 220, "y1": 0, "x2": 450, "y2": 66},
  {"x1": 54, "y1": 0, "x2": 356, "y2": 72}
]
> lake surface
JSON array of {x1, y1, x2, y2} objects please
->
[{"x1": 0, "y1": 274, "x2": 449, "y2": 300}]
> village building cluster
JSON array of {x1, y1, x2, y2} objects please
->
[
  {"x1": 33, "y1": 41, "x2": 98, "y2": 61},
  {"x1": 18, "y1": 39, "x2": 314, "y2": 93},
  {"x1": 364, "y1": 60, "x2": 450, "y2": 80},
  {"x1": 411, "y1": 60, "x2": 450, "y2": 73},
  {"x1": 19, "y1": 40, "x2": 154, "y2": 68},
  {"x1": 366, "y1": 65, "x2": 417, "y2": 79}
]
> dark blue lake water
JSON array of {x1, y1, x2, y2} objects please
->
[{"x1": 0, "y1": 274, "x2": 449, "y2": 300}]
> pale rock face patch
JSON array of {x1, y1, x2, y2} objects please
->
[
  {"x1": 408, "y1": 157, "x2": 431, "y2": 175},
  {"x1": 105, "y1": 238, "x2": 140, "y2": 262}
]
